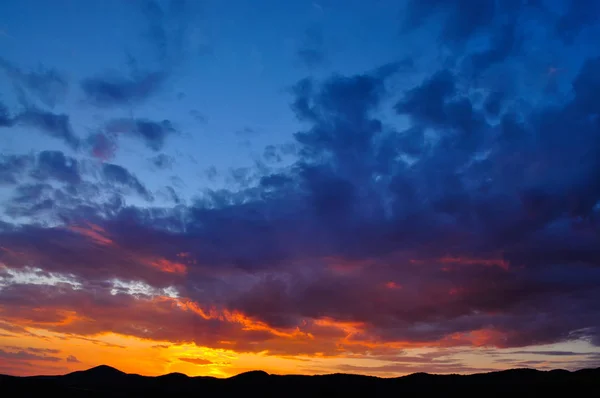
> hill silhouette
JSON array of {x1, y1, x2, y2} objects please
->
[{"x1": 1, "y1": 366, "x2": 599, "y2": 397}]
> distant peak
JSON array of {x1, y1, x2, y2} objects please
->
[
  {"x1": 229, "y1": 370, "x2": 269, "y2": 380},
  {"x1": 81, "y1": 365, "x2": 125, "y2": 375}
]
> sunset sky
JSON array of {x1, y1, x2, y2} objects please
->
[{"x1": 1, "y1": 0, "x2": 600, "y2": 377}]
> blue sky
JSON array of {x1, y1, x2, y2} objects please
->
[
  {"x1": 1, "y1": 0, "x2": 600, "y2": 377},
  {"x1": 1, "y1": 0, "x2": 411, "y2": 205}
]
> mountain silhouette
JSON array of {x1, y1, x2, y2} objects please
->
[
  {"x1": 229, "y1": 370, "x2": 270, "y2": 380},
  {"x1": 1, "y1": 366, "x2": 599, "y2": 397},
  {"x1": 66, "y1": 365, "x2": 125, "y2": 378}
]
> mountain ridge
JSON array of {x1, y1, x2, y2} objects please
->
[{"x1": 2, "y1": 365, "x2": 599, "y2": 397}]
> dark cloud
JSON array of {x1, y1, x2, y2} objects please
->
[
  {"x1": 0, "y1": 347, "x2": 62, "y2": 362},
  {"x1": 204, "y1": 166, "x2": 218, "y2": 182},
  {"x1": 5, "y1": 51, "x2": 600, "y2": 353},
  {"x1": 88, "y1": 132, "x2": 118, "y2": 161},
  {"x1": 6, "y1": 183, "x2": 54, "y2": 217},
  {"x1": 403, "y1": 0, "x2": 496, "y2": 42},
  {"x1": 179, "y1": 357, "x2": 214, "y2": 365},
  {"x1": 467, "y1": 22, "x2": 521, "y2": 73},
  {"x1": 140, "y1": 0, "x2": 197, "y2": 66},
  {"x1": 190, "y1": 109, "x2": 207, "y2": 123},
  {"x1": 66, "y1": 355, "x2": 80, "y2": 363},
  {"x1": 163, "y1": 185, "x2": 181, "y2": 204},
  {"x1": 80, "y1": 0, "x2": 199, "y2": 108},
  {"x1": 0, "y1": 100, "x2": 16, "y2": 127},
  {"x1": 31, "y1": 150, "x2": 81, "y2": 184},
  {"x1": 1, "y1": 346, "x2": 60, "y2": 355},
  {"x1": 556, "y1": 0, "x2": 600, "y2": 43},
  {"x1": 0, "y1": 154, "x2": 32, "y2": 185},
  {"x1": 263, "y1": 145, "x2": 282, "y2": 163},
  {"x1": 395, "y1": 69, "x2": 456, "y2": 126},
  {"x1": 259, "y1": 173, "x2": 292, "y2": 188},
  {"x1": 105, "y1": 118, "x2": 176, "y2": 151},
  {"x1": 102, "y1": 163, "x2": 153, "y2": 201},
  {"x1": 16, "y1": 107, "x2": 80, "y2": 150},
  {"x1": 81, "y1": 71, "x2": 166, "y2": 108},
  {"x1": 151, "y1": 154, "x2": 175, "y2": 169},
  {"x1": 141, "y1": 0, "x2": 170, "y2": 64},
  {"x1": 235, "y1": 127, "x2": 259, "y2": 137},
  {"x1": 483, "y1": 91, "x2": 505, "y2": 117},
  {"x1": 0, "y1": 57, "x2": 68, "y2": 108},
  {"x1": 402, "y1": 0, "x2": 542, "y2": 46}
]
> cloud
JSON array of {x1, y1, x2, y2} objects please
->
[
  {"x1": 0, "y1": 154, "x2": 32, "y2": 185},
  {"x1": 16, "y1": 107, "x2": 80, "y2": 150},
  {"x1": 402, "y1": 0, "x2": 495, "y2": 42},
  {"x1": 80, "y1": 0, "x2": 201, "y2": 108},
  {"x1": 2, "y1": 346, "x2": 60, "y2": 354},
  {"x1": 140, "y1": 0, "x2": 197, "y2": 66},
  {"x1": 88, "y1": 117, "x2": 177, "y2": 160},
  {"x1": 483, "y1": 91, "x2": 505, "y2": 117},
  {"x1": 5, "y1": 40, "x2": 600, "y2": 354},
  {"x1": 395, "y1": 69, "x2": 456, "y2": 127},
  {"x1": 150, "y1": 154, "x2": 175, "y2": 169},
  {"x1": 235, "y1": 127, "x2": 260, "y2": 137},
  {"x1": 466, "y1": 22, "x2": 521, "y2": 73},
  {"x1": 0, "y1": 347, "x2": 62, "y2": 362},
  {"x1": 401, "y1": 0, "x2": 539, "y2": 46},
  {"x1": 204, "y1": 166, "x2": 218, "y2": 182},
  {"x1": 0, "y1": 101, "x2": 16, "y2": 127},
  {"x1": 81, "y1": 71, "x2": 166, "y2": 108},
  {"x1": 31, "y1": 150, "x2": 81, "y2": 184},
  {"x1": 178, "y1": 357, "x2": 214, "y2": 365},
  {"x1": 556, "y1": 1, "x2": 600, "y2": 43},
  {"x1": 0, "y1": 57, "x2": 68, "y2": 108},
  {"x1": 2, "y1": 52, "x2": 598, "y2": 355},
  {"x1": 261, "y1": 146, "x2": 281, "y2": 164},
  {"x1": 102, "y1": 163, "x2": 153, "y2": 201},
  {"x1": 105, "y1": 118, "x2": 176, "y2": 151},
  {"x1": 66, "y1": 355, "x2": 80, "y2": 363},
  {"x1": 88, "y1": 132, "x2": 118, "y2": 161},
  {"x1": 510, "y1": 350, "x2": 590, "y2": 357}
]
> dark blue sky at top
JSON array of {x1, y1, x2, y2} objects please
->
[{"x1": 1, "y1": 0, "x2": 600, "y2": 364}]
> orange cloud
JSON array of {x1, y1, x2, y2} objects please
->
[
  {"x1": 324, "y1": 256, "x2": 374, "y2": 275},
  {"x1": 179, "y1": 357, "x2": 214, "y2": 365},
  {"x1": 440, "y1": 329, "x2": 506, "y2": 347},
  {"x1": 385, "y1": 281, "x2": 402, "y2": 290},
  {"x1": 409, "y1": 255, "x2": 509, "y2": 270},
  {"x1": 148, "y1": 258, "x2": 187, "y2": 274},
  {"x1": 67, "y1": 223, "x2": 113, "y2": 246}
]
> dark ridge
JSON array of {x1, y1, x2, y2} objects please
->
[
  {"x1": 2, "y1": 366, "x2": 599, "y2": 397},
  {"x1": 228, "y1": 370, "x2": 270, "y2": 380},
  {"x1": 155, "y1": 372, "x2": 189, "y2": 380},
  {"x1": 68, "y1": 365, "x2": 125, "y2": 377},
  {"x1": 61, "y1": 364, "x2": 131, "y2": 385}
]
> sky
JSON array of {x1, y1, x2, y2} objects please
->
[{"x1": 1, "y1": 0, "x2": 600, "y2": 378}]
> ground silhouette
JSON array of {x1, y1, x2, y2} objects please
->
[{"x1": 1, "y1": 365, "x2": 599, "y2": 397}]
